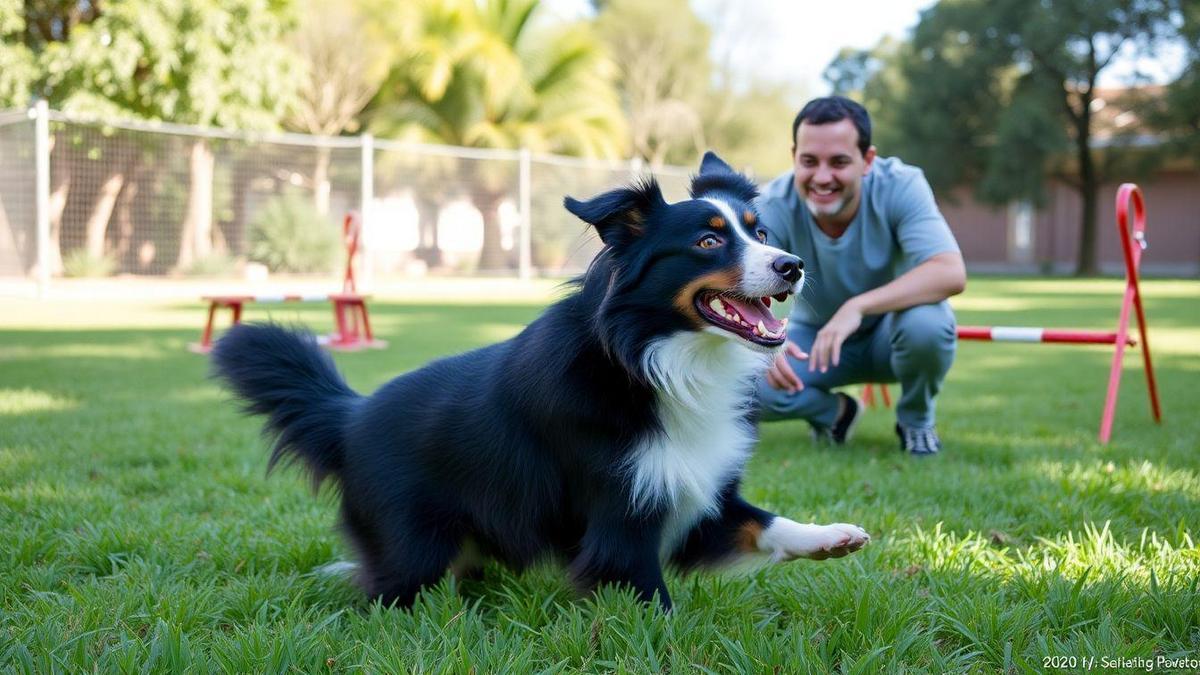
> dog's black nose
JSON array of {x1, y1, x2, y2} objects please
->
[{"x1": 772, "y1": 255, "x2": 803, "y2": 283}]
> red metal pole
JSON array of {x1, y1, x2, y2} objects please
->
[
  {"x1": 198, "y1": 302, "x2": 217, "y2": 351},
  {"x1": 1099, "y1": 184, "x2": 1161, "y2": 442},
  {"x1": 356, "y1": 300, "x2": 375, "y2": 343},
  {"x1": 332, "y1": 298, "x2": 350, "y2": 347},
  {"x1": 343, "y1": 212, "x2": 360, "y2": 294}
]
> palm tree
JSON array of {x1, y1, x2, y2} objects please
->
[{"x1": 365, "y1": 0, "x2": 627, "y2": 271}]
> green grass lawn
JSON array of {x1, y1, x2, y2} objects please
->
[{"x1": 1, "y1": 277, "x2": 1198, "y2": 673}]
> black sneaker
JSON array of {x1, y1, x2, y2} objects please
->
[
  {"x1": 811, "y1": 393, "x2": 862, "y2": 446},
  {"x1": 896, "y1": 423, "x2": 941, "y2": 456}
]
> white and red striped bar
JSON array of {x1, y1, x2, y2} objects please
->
[
  {"x1": 202, "y1": 294, "x2": 331, "y2": 304},
  {"x1": 190, "y1": 291, "x2": 383, "y2": 354},
  {"x1": 957, "y1": 326, "x2": 1136, "y2": 346}
]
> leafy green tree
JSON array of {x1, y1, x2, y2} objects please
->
[
  {"x1": 698, "y1": 84, "x2": 802, "y2": 180},
  {"x1": 691, "y1": 0, "x2": 811, "y2": 179},
  {"x1": 829, "y1": 0, "x2": 1184, "y2": 275},
  {"x1": 1143, "y1": 2, "x2": 1200, "y2": 163},
  {"x1": 823, "y1": 37, "x2": 910, "y2": 156},
  {"x1": 284, "y1": 0, "x2": 389, "y2": 215},
  {"x1": 1, "y1": 0, "x2": 95, "y2": 275},
  {"x1": 42, "y1": 0, "x2": 301, "y2": 270},
  {"x1": 365, "y1": 0, "x2": 626, "y2": 271},
  {"x1": 595, "y1": 0, "x2": 710, "y2": 168},
  {"x1": 0, "y1": 0, "x2": 35, "y2": 108}
]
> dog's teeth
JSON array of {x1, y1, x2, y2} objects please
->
[
  {"x1": 709, "y1": 298, "x2": 724, "y2": 314},
  {"x1": 757, "y1": 320, "x2": 767, "y2": 335}
]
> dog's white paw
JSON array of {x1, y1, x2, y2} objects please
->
[
  {"x1": 804, "y1": 523, "x2": 870, "y2": 560},
  {"x1": 758, "y1": 519, "x2": 870, "y2": 562}
]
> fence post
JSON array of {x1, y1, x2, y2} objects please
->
[
  {"x1": 359, "y1": 133, "x2": 374, "y2": 289},
  {"x1": 518, "y1": 148, "x2": 532, "y2": 281},
  {"x1": 33, "y1": 100, "x2": 50, "y2": 297}
]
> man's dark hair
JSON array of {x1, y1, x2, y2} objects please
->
[{"x1": 791, "y1": 96, "x2": 872, "y2": 157}]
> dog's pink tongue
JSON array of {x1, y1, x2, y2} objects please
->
[{"x1": 724, "y1": 297, "x2": 784, "y2": 332}]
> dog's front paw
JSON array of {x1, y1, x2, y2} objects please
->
[
  {"x1": 759, "y1": 519, "x2": 870, "y2": 562},
  {"x1": 806, "y1": 523, "x2": 870, "y2": 560}
]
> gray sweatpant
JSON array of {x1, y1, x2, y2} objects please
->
[{"x1": 757, "y1": 301, "x2": 957, "y2": 429}]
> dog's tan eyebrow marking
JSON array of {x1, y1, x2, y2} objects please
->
[
  {"x1": 743, "y1": 210, "x2": 756, "y2": 225},
  {"x1": 709, "y1": 215, "x2": 726, "y2": 229}
]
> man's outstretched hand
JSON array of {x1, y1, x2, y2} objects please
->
[
  {"x1": 809, "y1": 302, "x2": 863, "y2": 374},
  {"x1": 766, "y1": 341, "x2": 808, "y2": 394}
]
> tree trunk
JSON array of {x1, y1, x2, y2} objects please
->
[
  {"x1": 84, "y1": 166, "x2": 127, "y2": 259},
  {"x1": 475, "y1": 192, "x2": 509, "y2": 272},
  {"x1": 1073, "y1": 100, "x2": 1099, "y2": 276},
  {"x1": 44, "y1": 139, "x2": 70, "y2": 276},
  {"x1": 314, "y1": 144, "x2": 331, "y2": 216},
  {"x1": 115, "y1": 172, "x2": 140, "y2": 270},
  {"x1": 176, "y1": 139, "x2": 215, "y2": 270},
  {"x1": 415, "y1": 194, "x2": 442, "y2": 267},
  {"x1": 1076, "y1": 177, "x2": 1099, "y2": 277},
  {"x1": 0, "y1": 193, "x2": 22, "y2": 274}
]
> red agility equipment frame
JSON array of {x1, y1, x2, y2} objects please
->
[
  {"x1": 189, "y1": 212, "x2": 386, "y2": 353},
  {"x1": 863, "y1": 184, "x2": 1162, "y2": 443}
]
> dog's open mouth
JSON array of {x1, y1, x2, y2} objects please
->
[{"x1": 695, "y1": 290, "x2": 791, "y2": 346}]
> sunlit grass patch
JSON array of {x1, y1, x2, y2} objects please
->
[
  {"x1": 0, "y1": 341, "x2": 172, "y2": 362},
  {"x1": 0, "y1": 388, "x2": 78, "y2": 415}
]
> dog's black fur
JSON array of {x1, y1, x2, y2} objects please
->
[{"x1": 212, "y1": 153, "x2": 821, "y2": 610}]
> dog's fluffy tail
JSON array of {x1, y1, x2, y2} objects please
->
[{"x1": 211, "y1": 323, "x2": 360, "y2": 487}]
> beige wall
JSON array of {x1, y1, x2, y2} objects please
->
[{"x1": 935, "y1": 170, "x2": 1199, "y2": 276}]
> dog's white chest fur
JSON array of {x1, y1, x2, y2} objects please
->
[{"x1": 626, "y1": 332, "x2": 771, "y2": 554}]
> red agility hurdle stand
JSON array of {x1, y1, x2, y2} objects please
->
[
  {"x1": 189, "y1": 212, "x2": 386, "y2": 353},
  {"x1": 864, "y1": 183, "x2": 1162, "y2": 443}
]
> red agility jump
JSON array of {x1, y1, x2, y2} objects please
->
[
  {"x1": 189, "y1": 212, "x2": 386, "y2": 353},
  {"x1": 864, "y1": 183, "x2": 1162, "y2": 443}
]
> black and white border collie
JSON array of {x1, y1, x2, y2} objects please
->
[{"x1": 212, "y1": 152, "x2": 869, "y2": 611}]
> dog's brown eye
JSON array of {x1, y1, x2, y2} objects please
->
[
  {"x1": 755, "y1": 230, "x2": 767, "y2": 243},
  {"x1": 697, "y1": 235, "x2": 722, "y2": 249}
]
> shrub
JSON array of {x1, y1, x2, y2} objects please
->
[
  {"x1": 247, "y1": 194, "x2": 339, "y2": 274},
  {"x1": 183, "y1": 253, "x2": 238, "y2": 277},
  {"x1": 62, "y1": 250, "x2": 117, "y2": 278}
]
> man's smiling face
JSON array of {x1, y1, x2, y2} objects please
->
[{"x1": 791, "y1": 118, "x2": 876, "y2": 226}]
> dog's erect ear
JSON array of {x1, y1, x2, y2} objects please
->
[
  {"x1": 564, "y1": 177, "x2": 666, "y2": 247},
  {"x1": 698, "y1": 151, "x2": 734, "y2": 176},
  {"x1": 690, "y1": 151, "x2": 759, "y2": 202}
]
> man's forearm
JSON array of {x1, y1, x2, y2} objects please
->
[{"x1": 846, "y1": 252, "x2": 966, "y2": 316}]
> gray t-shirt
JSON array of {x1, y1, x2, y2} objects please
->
[{"x1": 756, "y1": 156, "x2": 959, "y2": 332}]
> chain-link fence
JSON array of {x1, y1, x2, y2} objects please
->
[
  {"x1": 0, "y1": 106, "x2": 693, "y2": 292},
  {"x1": 0, "y1": 111, "x2": 37, "y2": 277}
]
